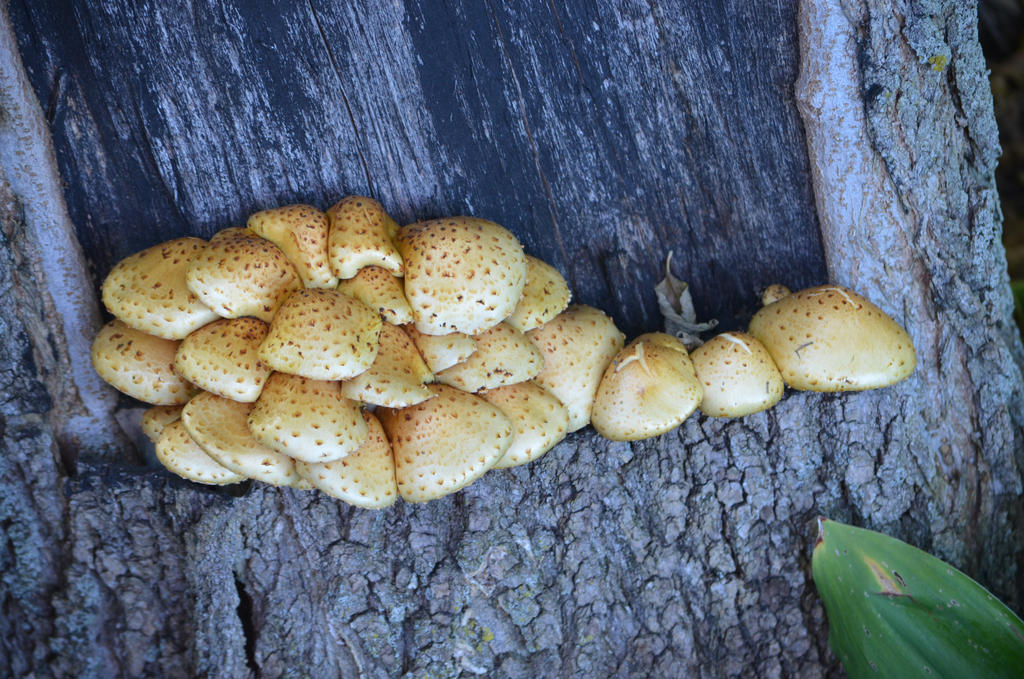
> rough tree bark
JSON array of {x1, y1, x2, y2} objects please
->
[{"x1": 1, "y1": 0, "x2": 1021, "y2": 677}]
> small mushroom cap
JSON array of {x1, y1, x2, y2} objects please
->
[
  {"x1": 690, "y1": 332, "x2": 784, "y2": 417},
  {"x1": 378, "y1": 384, "x2": 513, "y2": 502},
  {"x1": 761, "y1": 283, "x2": 792, "y2": 306},
  {"x1": 155, "y1": 419, "x2": 246, "y2": 485},
  {"x1": 294, "y1": 411, "x2": 398, "y2": 509},
  {"x1": 258, "y1": 289, "x2": 382, "y2": 381},
  {"x1": 173, "y1": 318, "x2": 272, "y2": 402},
  {"x1": 527, "y1": 305, "x2": 626, "y2": 432},
  {"x1": 403, "y1": 325, "x2": 477, "y2": 373},
  {"x1": 185, "y1": 227, "x2": 301, "y2": 323},
  {"x1": 247, "y1": 204, "x2": 338, "y2": 288},
  {"x1": 340, "y1": 323, "x2": 434, "y2": 407},
  {"x1": 327, "y1": 196, "x2": 403, "y2": 279},
  {"x1": 248, "y1": 373, "x2": 368, "y2": 463},
  {"x1": 480, "y1": 381, "x2": 569, "y2": 469},
  {"x1": 505, "y1": 256, "x2": 572, "y2": 332},
  {"x1": 141, "y1": 405, "x2": 183, "y2": 444},
  {"x1": 182, "y1": 391, "x2": 298, "y2": 486},
  {"x1": 396, "y1": 217, "x2": 527, "y2": 335},
  {"x1": 336, "y1": 265, "x2": 414, "y2": 325},
  {"x1": 434, "y1": 322, "x2": 543, "y2": 392},
  {"x1": 591, "y1": 333, "x2": 703, "y2": 441},
  {"x1": 101, "y1": 237, "x2": 219, "y2": 339},
  {"x1": 748, "y1": 285, "x2": 917, "y2": 391},
  {"x1": 91, "y1": 320, "x2": 196, "y2": 405}
]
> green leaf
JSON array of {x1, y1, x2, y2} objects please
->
[{"x1": 812, "y1": 518, "x2": 1024, "y2": 678}]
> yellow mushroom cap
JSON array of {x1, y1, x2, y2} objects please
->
[
  {"x1": 248, "y1": 373, "x2": 368, "y2": 463},
  {"x1": 378, "y1": 384, "x2": 512, "y2": 502},
  {"x1": 258, "y1": 289, "x2": 382, "y2": 381},
  {"x1": 480, "y1": 381, "x2": 569, "y2": 469},
  {"x1": 336, "y1": 265, "x2": 414, "y2": 325},
  {"x1": 527, "y1": 305, "x2": 626, "y2": 432},
  {"x1": 690, "y1": 332, "x2": 784, "y2": 417},
  {"x1": 505, "y1": 256, "x2": 572, "y2": 332},
  {"x1": 173, "y1": 317, "x2": 272, "y2": 403},
  {"x1": 748, "y1": 285, "x2": 917, "y2": 391},
  {"x1": 155, "y1": 419, "x2": 246, "y2": 485},
  {"x1": 434, "y1": 322, "x2": 543, "y2": 392},
  {"x1": 591, "y1": 333, "x2": 703, "y2": 441},
  {"x1": 340, "y1": 323, "x2": 433, "y2": 407},
  {"x1": 185, "y1": 227, "x2": 301, "y2": 323},
  {"x1": 327, "y1": 196, "x2": 403, "y2": 279},
  {"x1": 247, "y1": 204, "x2": 338, "y2": 288},
  {"x1": 182, "y1": 391, "x2": 298, "y2": 486},
  {"x1": 91, "y1": 320, "x2": 196, "y2": 405},
  {"x1": 396, "y1": 217, "x2": 527, "y2": 335},
  {"x1": 402, "y1": 325, "x2": 477, "y2": 373},
  {"x1": 101, "y1": 237, "x2": 219, "y2": 340},
  {"x1": 141, "y1": 405, "x2": 183, "y2": 444},
  {"x1": 294, "y1": 411, "x2": 398, "y2": 509}
]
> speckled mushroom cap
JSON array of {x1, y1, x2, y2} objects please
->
[
  {"x1": 340, "y1": 323, "x2": 433, "y2": 408},
  {"x1": 248, "y1": 373, "x2": 368, "y2": 463},
  {"x1": 141, "y1": 405, "x2": 183, "y2": 444},
  {"x1": 101, "y1": 237, "x2": 219, "y2": 339},
  {"x1": 435, "y1": 322, "x2": 543, "y2": 392},
  {"x1": 327, "y1": 196, "x2": 403, "y2": 279},
  {"x1": 91, "y1": 320, "x2": 195, "y2": 405},
  {"x1": 258, "y1": 289, "x2": 382, "y2": 380},
  {"x1": 336, "y1": 265, "x2": 414, "y2": 325},
  {"x1": 691, "y1": 332, "x2": 784, "y2": 417},
  {"x1": 173, "y1": 317, "x2": 272, "y2": 402},
  {"x1": 155, "y1": 419, "x2": 246, "y2": 485},
  {"x1": 396, "y1": 217, "x2": 527, "y2": 335},
  {"x1": 378, "y1": 384, "x2": 512, "y2": 502},
  {"x1": 182, "y1": 391, "x2": 298, "y2": 486},
  {"x1": 505, "y1": 256, "x2": 572, "y2": 332},
  {"x1": 527, "y1": 305, "x2": 626, "y2": 432},
  {"x1": 185, "y1": 227, "x2": 301, "y2": 323},
  {"x1": 591, "y1": 333, "x2": 703, "y2": 441},
  {"x1": 480, "y1": 381, "x2": 569, "y2": 469},
  {"x1": 748, "y1": 285, "x2": 917, "y2": 391},
  {"x1": 403, "y1": 325, "x2": 477, "y2": 373},
  {"x1": 294, "y1": 411, "x2": 398, "y2": 509},
  {"x1": 247, "y1": 204, "x2": 338, "y2": 288}
]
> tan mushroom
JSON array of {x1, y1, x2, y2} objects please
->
[
  {"x1": 155, "y1": 419, "x2": 246, "y2": 485},
  {"x1": 91, "y1": 320, "x2": 195, "y2": 405},
  {"x1": 327, "y1": 196, "x2": 403, "y2": 278},
  {"x1": 505, "y1": 256, "x2": 572, "y2": 332},
  {"x1": 173, "y1": 317, "x2": 272, "y2": 403},
  {"x1": 403, "y1": 325, "x2": 477, "y2": 373},
  {"x1": 748, "y1": 284, "x2": 916, "y2": 391},
  {"x1": 396, "y1": 217, "x2": 527, "y2": 335},
  {"x1": 336, "y1": 265, "x2": 414, "y2": 325},
  {"x1": 378, "y1": 384, "x2": 512, "y2": 502},
  {"x1": 761, "y1": 283, "x2": 792, "y2": 306},
  {"x1": 480, "y1": 381, "x2": 569, "y2": 469},
  {"x1": 340, "y1": 323, "x2": 433, "y2": 407},
  {"x1": 247, "y1": 204, "x2": 338, "y2": 288},
  {"x1": 527, "y1": 305, "x2": 625, "y2": 431},
  {"x1": 690, "y1": 332, "x2": 784, "y2": 417},
  {"x1": 101, "y1": 237, "x2": 219, "y2": 339},
  {"x1": 434, "y1": 322, "x2": 543, "y2": 392},
  {"x1": 141, "y1": 405, "x2": 183, "y2": 444}
]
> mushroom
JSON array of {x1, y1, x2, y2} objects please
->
[
  {"x1": 748, "y1": 284, "x2": 916, "y2": 391},
  {"x1": 155, "y1": 419, "x2": 246, "y2": 485},
  {"x1": 294, "y1": 411, "x2": 398, "y2": 509},
  {"x1": 185, "y1": 227, "x2": 301, "y2": 323},
  {"x1": 101, "y1": 237, "x2": 219, "y2": 339},
  {"x1": 434, "y1": 322, "x2": 543, "y2": 392},
  {"x1": 258, "y1": 289, "x2": 382, "y2": 381},
  {"x1": 505, "y1": 255, "x2": 572, "y2": 332},
  {"x1": 395, "y1": 217, "x2": 527, "y2": 335},
  {"x1": 247, "y1": 204, "x2": 338, "y2": 288},
  {"x1": 91, "y1": 320, "x2": 196, "y2": 405},
  {"x1": 248, "y1": 372, "x2": 368, "y2": 463},
  {"x1": 336, "y1": 265, "x2": 414, "y2": 325},
  {"x1": 182, "y1": 391, "x2": 299, "y2": 486},
  {"x1": 479, "y1": 381, "x2": 569, "y2": 469},
  {"x1": 340, "y1": 323, "x2": 433, "y2": 407},
  {"x1": 591, "y1": 333, "x2": 703, "y2": 441},
  {"x1": 377, "y1": 384, "x2": 513, "y2": 502},
  {"x1": 527, "y1": 305, "x2": 626, "y2": 432},
  {"x1": 173, "y1": 317, "x2": 272, "y2": 403},
  {"x1": 402, "y1": 325, "x2": 477, "y2": 373},
  {"x1": 141, "y1": 405, "x2": 183, "y2": 444},
  {"x1": 690, "y1": 331, "x2": 784, "y2": 417},
  {"x1": 761, "y1": 283, "x2": 791, "y2": 306},
  {"x1": 327, "y1": 196, "x2": 403, "y2": 278}
]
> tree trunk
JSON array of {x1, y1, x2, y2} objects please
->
[{"x1": 1, "y1": 0, "x2": 1020, "y2": 677}]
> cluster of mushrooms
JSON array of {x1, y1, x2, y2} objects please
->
[{"x1": 90, "y1": 196, "x2": 917, "y2": 508}]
